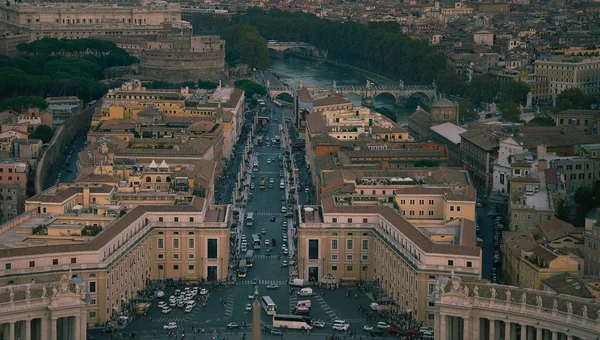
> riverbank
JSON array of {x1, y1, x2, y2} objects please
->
[{"x1": 281, "y1": 51, "x2": 397, "y2": 86}]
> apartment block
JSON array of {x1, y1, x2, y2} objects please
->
[{"x1": 297, "y1": 194, "x2": 481, "y2": 325}]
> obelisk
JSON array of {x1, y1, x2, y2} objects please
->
[{"x1": 252, "y1": 284, "x2": 261, "y2": 340}]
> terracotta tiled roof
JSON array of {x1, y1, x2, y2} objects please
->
[{"x1": 539, "y1": 215, "x2": 581, "y2": 242}]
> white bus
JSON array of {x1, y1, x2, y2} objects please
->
[
  {"x1": 272, "y1": 314, "x2": 312, "y2": 330},
  {"x1": 246, "y1": 212, "x2": 254, "y2": 227},
  {"x1": 252, "y1": 234, "x2": 261, "y2": 250},
  {"x1": 261, "y1": 296, "x2": 277, "y2": 316}
]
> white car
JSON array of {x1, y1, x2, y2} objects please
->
[
  {"x1": 177, "y1": 301, "x2": 185, "y2": 308},
  {"x1": 161, "y1": 307, "x2": 172, "y2": 314},
  {"x1": 187, "y1": 300, "x2": 196, "y2": 308},
  {"x1": 199, "y1": 288, "x2": 208, "y2": 295},
  {"x1": 158, "y1": 301, "x2": 167, "y2": 309},
  {"x1": 245, "y1": 303, "x2": 252, "y2": 311},
  {"x1": 184, "y1": 305, "x2": 194, "y2": 313},
  {"x1": 377, "y1": 322, "x2": 390, "y2": 329},
  {"x1": 163, "y1": 322, "x2": 177, "y2": 330},
  {"x1": 333, "y1": 320, "x2": 350, "y2": 331},
  {"x1": 313, "y1": 320, "x2": 325, "y2": 328},
  {"x1": 156, "y1": 290, "x2": 165, "y2": 298},
  {"x1": 262, "y1": 228, "x2": 266, "y2": 234},
  {"x1": 363, "y1": 325, "x2": 373, "y2": 332},
  {"x1": 169, "y1": 301, "x2": 177, "y2": 307}
]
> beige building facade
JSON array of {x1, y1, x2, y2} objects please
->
[
  {"x1": 0, "y1": 184, "x2": 231, "y2": 325},
  {"x1": 297, "y1": 195, "x2": 481, "y2": 325}
]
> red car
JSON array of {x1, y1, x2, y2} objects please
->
[{"x1": 387, "y1": 326, "x2": 401, "y2": 334}]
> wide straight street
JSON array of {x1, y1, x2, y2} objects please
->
[{"x1": 89, "y1": 97, "x2": 385, "y2": 340}]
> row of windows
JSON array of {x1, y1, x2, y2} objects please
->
[
  {"x1": 157, "y1": 253, "x2": 198, "y2": 260},
  {"x1": 399, "y1": 199, "x2": 436, "y2": 205},
  {"x1": 157, "y1": 238, "x2": 218, "y2": 258},
  {"x1": 330, "y1": 239, "x2": 369, "y2": 251},
  {"x1": 6, "y1": 257, "x2": 77, "y2": 270},
  {"x1": 158, "y1": 264, "x2": 197, "y2": 271},
  {"x1": 330, "y1": 254, "x2": 369, "y2": 262},
  {"x1": 331, "y1": 217, "x2": 368, "y2": 223}
]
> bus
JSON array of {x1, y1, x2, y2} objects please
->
[
  {"x1": 252, "y1": 234, "x2": 261, "y2": 250},
  {"x1": 245, "y1": 250, "x2": 254, "y2": 267},
  {"x1": 246, "y1": 212, "x2": 254, "y2": 227},
  {"x1": 237, "y1": 259, "x2": 247, "y2": 278},
  {"x1": 272, "y1": 314, "x2": 312, "y2": 330},
  {"x1": 261, "y1": 296, "x2": 277, "y2": 316}
]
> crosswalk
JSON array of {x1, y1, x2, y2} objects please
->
[
  {"x1": 224, "y1": 291, "x2": 235, "y2": 318},
  {"x1": 314, "y1": 294, "x2": 339, "y2": 320},
  {"x1": 152, "y1": 316, "x2": 189, "y2": 324},
  {"x1": 289, "y1": 293, "x2": 298, "y2": 313},
  {"x1": 236, "y1": 279, "x2": 288, "y2": 285},
  {"x1": 253, "y1": 171, "x2": 280, "y2": 175},
  {"x1": 253, "y1": 212, "x2": 284, "y2": 216},
  {"x1": 253, "y1": 254, "x2": 278, "y2": 259}
]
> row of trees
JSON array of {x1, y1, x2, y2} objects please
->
[
  {"x1": 0, "y1": 38, "x2": 138, "y2": 109},
  {"x1": 234, "y1": 80, "x2": 267, "y2": 98},
  {"x1": 190, "y1": 9, "x2": 448, "y2": 84}
]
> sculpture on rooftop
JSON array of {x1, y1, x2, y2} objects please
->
[
  {"x1": 42, "y1": 286, "x2": 47, "y2": 298},
  {"x1": 552, "y1": 299, "x2": 558, "y2": 312},
  {"x1": 567, "y1": 302, "x2": 573, "y2": 315},
  {"x1": 583, "y1": 306, "x2": 588, "y2": 319},
  {"x1": 520, "y1": 293, "x2": 526, "y2": 305},
  {"x1": 463, "y1": 286, "x2": 469, "y2": 298},
  {"x1": 490, "y1": 287, "x2": 497, "y2": 301},
  {"x1": 473, "y1": 285, "x2": 479, "y2": 298},
  {"x1": 52, "y1": 286, "x2": 58, "y2": 299},
  {"x1": 60, "y1": 273, "x2": 70, "y2": 293},
  {"x1": 536, "y1": 295, "x2": 543, "y2": 310},
  {"x1": 25, "y1": 286, "x2": 31, "y2": 300},
  {"x1": 505, "y1": 289, "x2": 511, "y2": 302},
  {"x1": 8, "y1": 288, "x2": 14, "y2": 302}
]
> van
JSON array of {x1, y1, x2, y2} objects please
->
[
  {"x1": 296, "y1": 300, "x2": 312, "y2": 308},
  {"x1": 297, "y1": 288, "x2": 313, "y2": 296},
  {"x1": 290, "y1": 279, "x2": 305, "y2": 287},
  {"x1": 333, "y1": 320, "x2": 349, "y2": 331}
]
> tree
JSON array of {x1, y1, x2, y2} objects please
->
[
  {"x1": 0, "y1": 96, "x2": 48, "y2": 113},
  {"x1": 555, "y1": 88, "x2": 594, "y2": 111},
  {"x1": 234, "y1": 80, "x2": 267, "y2": 97},
  {"x1": 500, "y1": 81, "x2": 529, "y2": 105},
  {"x1": 555, "y1": 199, "x2": 570, "y2": 222},
  {"x1": 435, "y1": 70, "x2": 466, "y2": 96},
  {"x1": 467, "y1": 76, "x2": 500, "y2": 104},
  {"x1": 198, "y1": 80, "x2": 218, "y2": 89},
  {"x1": 33, "y1": 124, "x2": 54, "y2": 144},
  {"x1": 499, "y1": 101, "x2": 521, "y2": 123},
  {"x1": 219, "y1": 24, "x2": 270, "y2": 69}
]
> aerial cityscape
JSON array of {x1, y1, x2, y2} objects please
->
[{"x1": 0, "y1": 0, "x2": 600, "y2": 339}]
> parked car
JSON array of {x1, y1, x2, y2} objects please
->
[
  {"x1": 161, "y1": 307, "x2": 172, "y2": 314},
  {"x1": 270, "y1": 328, "x2": 283, "y2": 336},
  {"x1": 377, "y1": 322, "x2": 390, "y2": 329},
  {"x1": 245, "y1": 303, "x2": 252, "y2": 311},
  {"x1": 266, "y1": 284, "x2": 280, "y2": 290},
  {"x1": 313, "y1": 320, "x2": 325, "y2": 328},
  {"x1": 227, "y1": 322, "x2": 240, "y2": 329}
]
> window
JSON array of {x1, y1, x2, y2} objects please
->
[
  {"x1": 89, "y1": 282, "x2": 96, "y2": 293},
  {"x1": 189, "y1": 217, "x2": 194, "y2": 222},
  {"x1": 428, "y1": 283, "x2": 435, "y2": 294},
  {"x1": 4, "y1": 263, "x2": 10, "y2": 270},
  {"x1": 71, "y1": 258, "x2": 77, "y2": 264},
  {"x1": 447, "y1": 260, "x2": 454, "y2": 266},
  {"x1": 53, "y1": 259, "x2": 58, "y2": 265},
  {"x1": 450, "y1": 206, "x2": 455, "y2": 211},
  {"x1": 188, "y1": 238, "x2": 195, "y2": 249},
  {"x1": 158, "y1": 264, "x2": 164, "y2": 270},
  {"x1": 419, "y1": 199, "x2": 424, "y2": 205},
  {"x1": 174, "y1": 217, "x2": 179, "y2": 222},
  {"x1": 188, "y1": 265, "x2": 195, "y2": 270},
  {"x1": 363, "y1": 218, "x2": 368, "y2": 223},
  {"x1": 401, "y1": 199, "x2": 406, "y2": 204},
  {"x1": 457, "y1": 206, "x2": 461, "y2": 212},
  {"x1": 346, "y1": 266, "x2": 353, "y2": 271},
  {"x1": 409, "y1": 199, "x2": 415, "y2": 204},
  {"x1": 467, "y1": 261, "x2": 472, "y2": 268},
  {"x1": 157, "y1": 254, "x2": 164, "y2": 259},
  {"x1": 500, "y1": 173, "x2": 505, "y2": 184},
  {"x1": 409, "y1": 210, "x2": 415, "y2": 216},
  {"x1": 331, "y1": 239, "x2": 338, "y2": 250},
  {"x1": 332, "y1": 218, "x2": 337, "y2": 223},
  {"x1": 173, "y1": 238, "x2": 180, "y2": 249},
  {"x1": 428, "y1": 210, "x2": 434, "y2": 216},
  {"x1": 347, "y1": 239, "x2": 353, "y2": 250},
  {"x1": 188, "y1": 253, "x2": 195, "y2": 259},
  {"x1": 362, "y1": 239, "x2": 369, "y2": 250},
  {"x1": 332, "y1": 265, "x2": 338, "y2": 271},
  {"x1": 331, "y1": 254, "x2": 338, "y2": 261},
  {"x1": 90, "y1": 312, "x2": 96, "y2": 318},
  {"x1": 158, "y1": 217, "x2": 163, "y2": 222},
  {"x1": 173, "y1": 265, "x2": 179, "y2": 270},
  {"x1": 29, "y1": 261, "x2": 35, "y2": 268},
  {"x1": 207, "y1": 239, "x2": 218, "y2": 259},
  {"x1": 419, "y1": 210, "x2": 424, "y2": 216},
  {"x1": 346, "y1": 254, "x2": 353, "y2": 261},
  {"x1": 157, "y1": 238, "x2": 164, "y2": 249},
  {"x1": 173, "y1": 254, "x2": 179, "y2": 260},
  {"x1": 308, "y1": 240, "x2": 319, "y2": 259},
  {"x1": 361, "y1": 255, "x2": 368, "y2": 261},
  {"x1": 348, "y1": 218, "x2": 353, "y2": 223}
]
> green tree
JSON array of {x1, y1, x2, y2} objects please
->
[
  {"x1": 33, "y1": 124, "x2": 54, "y2": 143},
  {"x1": 198, "y1": 80, "x2": 218, "y2": 89},
  {"x1": 234, "y1": 80, "x2": 267, "y2": 97},
  {"x1": 555, "y1": 198, "x2": 570, "y2": 222},
  {"x1": 435, "y1": 70, "x2": 466, "y2": 96},
  {"x1": 467, "y1": 75, "x2": 500, "y2": 104},
  {"x1": 556, "y1": 88, "x2": 594, "y2": 111},
  {"x1": 220, "y1": 24, "x2": 270, "y2": 69},
  {"x1": 499, "y1": 101, "x2": 521, "y2": 123},
  {"x1": 500, "y1": 81, "x2": 529, "y2": 105},
  {"x1": 0, "y1": 96, "x2": 48, "y2": 112}
]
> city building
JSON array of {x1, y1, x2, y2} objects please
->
[
  {"x1": 434, "y1": 276, "x2": 600, "y2": 340},
  {"x1": 460, "y1": 126, "x2": 500, "y2": 193},
  {"x1": 0, "y1": 182, "x2": 25, "y2": 223},
  {"x1": 492, "y1": 136, "x2": 524, "y2": 195},
  {"x1": 0, "y1": 183, "x2": 232, "y2": 325},
  {"x1": 429, "y1": 122, "x2": 467, "y2": 166},
  {"x1": 542, "y1": 272, "x2": 596, "y2": 299},
  {"x1": 584, "y1": 208, "x2": 600, "y2": 278},
  {"x1": 554, "y1": 110, "x2": 600, "y2": 135},
  {"x1": 529, "y1": 56, "x2": 600, "y2": 99},
  {"x1": 519, "y1": 244, "x2": 580, "y2": 290},
  {"x1": 0, "y1": 32, "x2": 29, "y2": 57},
  {"x1": 0, "y1": 1, "x2": 182, "y2": 42},
  {"x1": 297, "y1": 193, "x2": 481, "y2": 325}
]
